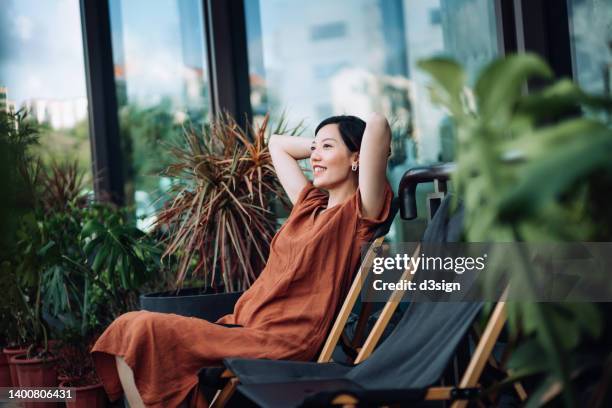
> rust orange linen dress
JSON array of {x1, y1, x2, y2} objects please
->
[{"x1": 91, "y1": 180, "x2": 394, "y2": 407}]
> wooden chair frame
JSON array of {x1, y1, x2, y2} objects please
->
[
  {"x1": 316, "y1": 298, "x2": 509, "y2": 407},
  {"x1": 320, "y1": 286, "x2": 528, "y2": 408}
]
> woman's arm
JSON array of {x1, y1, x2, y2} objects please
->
[
  {"x1": 358, "y1": 113, "x2": 391, "y2": 218},
  {"x1": 269, "y1": 134, "x2": 311, "y2": 204}
]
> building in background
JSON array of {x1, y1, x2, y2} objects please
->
[
  {"x1": 0, "y1": 86, "x2": 15, "y2": 114},
  {"x1": 249, "y1": 0, "x2": 408, "y2": 130},
  {"x1": 567, "y1": 0, "x2": 612, "y2": 96},
  {"x1": 23, "y1": 97, "x2": 88, "y2": 129},
  {"x1": 0, "y1": 87, "x2": 7, "y2": 112}
]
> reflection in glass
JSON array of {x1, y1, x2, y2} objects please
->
[
  {"x1": 108, "y1": 0, "x2": 210, "y2": 229},
  {"x1": 568, "y1": 0, "x2": 612, "y2": 95},
  {"x1": 245, "y1": 0, "x2": 499, "y2": 160},
  {"x1": 245, "y1": 0, "x2": 500, "y2": 240},
  {"x1": 0, "y1": 0, "x2": 92, "y2": 185}
]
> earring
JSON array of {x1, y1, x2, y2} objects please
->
[{"x1": 351, "y1": 163, "x2": 358, "y2": 171}]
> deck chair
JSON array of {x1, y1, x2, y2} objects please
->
[
  {"x1": 194, "y1": 197, "x2": 400, "y2": 406},
  {"x1": 218, "y1": 195, "x2": 514, "y2": 408},
  {"x1": 205, "y1": 165, "x2": 460, "y2": 407}
]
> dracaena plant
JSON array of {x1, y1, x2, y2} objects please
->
[
  {"x1": 419, "y1": 54, "x2": 612, "y2": 407},
  {"x1": 39, "y1": 160, "x2": 87, "y2": 213},
  {"x1": 155, "y1": 113, "x2": 298, "y2": 291}
]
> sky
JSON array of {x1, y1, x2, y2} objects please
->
[
  {"x1": 0, "y1": 0, "x2": 88, "y2": 106},
  {"x1": 0, "y1": 0, "x2": 213, "y2": 108}
]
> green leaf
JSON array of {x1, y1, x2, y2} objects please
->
[
  {"x1": 502, "y1": 118, "x2": 609, "y2": 159},
  {"x1": 507, "y1": 339, "x2": 548, "y2": 376},
  {"x1": 417, "y1": 57, "x2": 466, "y2": 116},
  {"x1": 516, "y1": 79, "x2": 612, "y2": 121},
  {"x1": 562, "y1": 303, "x2": 602, "y2": 339},
  {"x1": 524, "y1": 376, "x2": 564, "y2": 408},
  {"x1": 91, "y1": 244, "x2": 110, "y2": 273},
  {"x1": 118, "y1": 256, "x2": 129, "y2": 289},
  {"x1": 519, "y1": 302, "x2": 541, "y2": 335},
  {"x1": 549, "y1": 306, "x2": 581, "y2": 350},
  {"x1": 37, "y1": 240, "x2": 56, "y2": 256},
  {"x1": 83, "y1": 236, "x2": 103, "y2": 255},
  {"x1": 475, "y1": 53, "x2": 553, "y2": 123},
  {"x1": 499, "y1": 129, "x2": 612, "y2": 219},
  {"x1": 81, "y1": 219, "x2": 103, "y2": 238}
]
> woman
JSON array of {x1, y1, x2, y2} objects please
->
[{"x1": 91, "y1": 113, "x2": 394, "y2": 407}]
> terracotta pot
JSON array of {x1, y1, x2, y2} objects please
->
[
  {"x1": 60, "y1": 380, "x2": 108, "y2": 408},
  {"x1": 46, "y1": 339, "x2": 60, "y2": 353},
  {"x1": 58, "y1": 374, "x2": 78, "y2": 383},
  {"x1": 0, "y1": 351, "x2": 11, "y2": 386},
  {"x1": 12, "y1": 353, "x2": 60, "y2": 408},
  {"x1": 2, "y1": 346, "x2": 28, "y2": 387}
]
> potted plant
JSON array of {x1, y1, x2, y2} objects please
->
[
  {"x1": 35, "y1": 163, "x2": 159, "y2": 407},
  {"x1": 419, "y1": 54, "x2": 612, "y2": 407},
  {"x1": 0, "y1": 109, "x2": 58, "y2": 391},
  {"x1": 140, "y1": 114, "x2": 295, "y2": 320},
  {"x1": 10, "y1": 209, "x2": 64, "y2": 404},
  {"x1": 56, "y1": 336, "x2": 107, "y2": 408},
  {"x1": 0, "y1": 265, "x2": 29, "y2": 387},
  {"x1": 0, "y1": 110, "x2": 32, "y2": 386},
  {"x1": 56, "y1": 202, "x2": 159, "y2": 408}
]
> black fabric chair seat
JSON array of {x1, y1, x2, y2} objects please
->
[{"x1": 224, "y1": 359, "x2": 352, "y2": 385}]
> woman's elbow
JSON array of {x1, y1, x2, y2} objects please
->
[
  {"x1": 269, "y1": 134, "x2": 279, "y2": 148},
  {"x1": 269, "y1": 134, "x2": 286, "y2": 155},
  {"x1": 366, "y1": 114, "x2": 391, "y2": 147},
  {"x1": 366, "y1": 112, "x2": 390, "y2": 129}
]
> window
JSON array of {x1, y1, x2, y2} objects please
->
[
  {"x1": 244, "y1": 0, "x2": 501, "y2": 241},
  {"x1": 311, "y1": 22, "x2": 347, "y2": 41},
  {"x1": 567, "y1": 0, "x2": 612, "y2": 95},
  {"x1": 107, "y1": 0, "x2": 210, "y2": 229},
  {"x1": 245, "y1": 0, "x2": 499, "y2": 147},
  {"x1": 0, "y1": 0, "x2": 92, "y2": 185},
  {"x1": 313, "y1": 62, "x2": 348, "y2": 79}
]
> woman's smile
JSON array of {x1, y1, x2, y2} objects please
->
[{"x1": 313, "y1": 165, "x2": 327, "y2": 177}]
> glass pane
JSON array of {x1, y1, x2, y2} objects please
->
[
  {"x1": 108, "y1": 0, "x2": 211, "y2": 229},
  {"x1": 0, "y1": 0, "x2": 92, "y2": 186},
  {"x1": 567, "y1": 0, "x2": 612, "y2": 95},
  {"x1": 245, "y1": 0, "x2": 500, "y2": 240}
]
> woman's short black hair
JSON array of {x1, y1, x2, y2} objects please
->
[{"x1": 315, "y1": 115, "x2": 366, "y2": 153}]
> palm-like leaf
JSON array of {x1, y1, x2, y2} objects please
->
[{"x1": 155, "y1": 113, "x2": 292, "y2": 291}]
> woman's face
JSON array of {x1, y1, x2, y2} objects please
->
[{"x1": 310, "y1": 124, "x2": 358, "y2": 190}]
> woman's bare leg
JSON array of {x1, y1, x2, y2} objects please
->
[{"x1": 115, "y1": 356, "x2": 146, "y2": 408}]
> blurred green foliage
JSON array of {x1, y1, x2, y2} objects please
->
[
  {"x1": 419, "y1": 53, "x2": 612, "y2": 407},
  {"x1": 118, "y1": 99, "x2": 209, "y2": 208},
  {"x1": 0, "y1": 110, "x2": 42, "y2": 350}
]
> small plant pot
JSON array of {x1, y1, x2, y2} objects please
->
[
  {"x1": 46, "y1": 339, "x2": 61, "y2": 353},
  {"x1": 60, "y1": 380, "x2": 107, "y2": 408},
  {"x1": 12, "y1": 353, "x2": 60, "y2": 408},
  {"x1": 58, "y1": 374, "x2": 79, "y2": 383},
  {"x1": 0, "y1": 351, "x2": 11, "y2": 386},
  {"x1": 140, "y1": 287, "x2": 243, "y2": 321},
  {"x1": 2, "y1": 346, "x2": 28, "y2": 387}
]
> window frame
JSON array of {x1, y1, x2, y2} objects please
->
[{"x1": 79, "y1": 0, "x2": 576, "y2": 202}]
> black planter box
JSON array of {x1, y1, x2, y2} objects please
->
[{"x1": 140, "y1": 287, "x2": 244, "y2": 322}]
